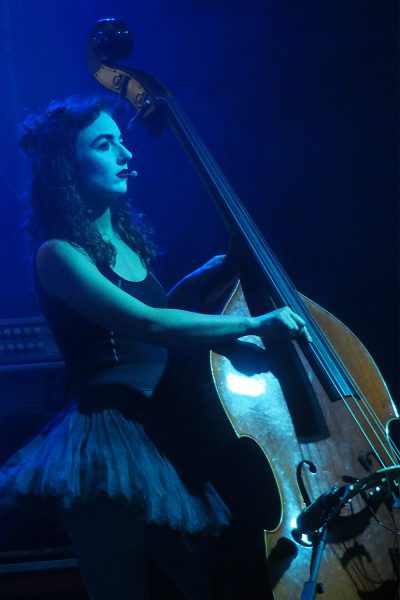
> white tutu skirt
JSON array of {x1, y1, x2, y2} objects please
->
[{"x1": 0, "y1": 402, "x2": 231, "y2": 535}]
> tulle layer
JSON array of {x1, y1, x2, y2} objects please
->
[{"x1": 0, "y1": 404, "x2": 230, "y2": 535}]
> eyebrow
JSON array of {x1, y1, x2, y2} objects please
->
[{"x1": 90, "y1": 133, "x2": 123, "y2": 145}]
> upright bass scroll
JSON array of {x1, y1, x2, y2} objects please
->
[{"x1": 87, "y1": 18, "x2": 400, "y2": 599}]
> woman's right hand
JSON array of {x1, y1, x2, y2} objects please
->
[{"x1": 255, "y1": 307, "x2": 313, "y2": 343}]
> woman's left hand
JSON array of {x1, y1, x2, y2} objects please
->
[
  {"x1": 184, "y1": 255, "x2": 226, "y2": 278},
  {"x1": 168, "y1": 255, "x2": 234, "y2": 310}
]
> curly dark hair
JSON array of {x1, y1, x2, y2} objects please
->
[{"x1": 19, "y1": 95, "x2": 156, "y2": 267}]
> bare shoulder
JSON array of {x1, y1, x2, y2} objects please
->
[
  {"x1": 37, "y1": 239, "x2": 89, "y2": 263},
  {"x1": 36, "y1": 239, "x2": 94, "y2": 271},
  {"x1": 36, "y1": 239, "x2": 97, "y2": 297}
]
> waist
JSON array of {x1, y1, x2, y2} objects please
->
[
  {"x1": 77, "y1": 381, "x2": 154, "y2": 421},
  {"x1": 68, "y1": 358, "x2": 165, "y2": 395}
]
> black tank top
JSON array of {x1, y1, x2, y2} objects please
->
[{"x1": 36, "y1": 265, "x2": 169, "y2": 403}]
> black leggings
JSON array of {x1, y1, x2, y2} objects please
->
[{"x1": 61, "y1": 497, "x2": 217, "y2": 600}]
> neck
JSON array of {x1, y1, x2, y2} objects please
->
[{"x1": 92, "y1": 208, "x2": 114, "y2": 238}]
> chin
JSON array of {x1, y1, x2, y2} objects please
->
[
  {"x1": 101, "y1": 183, "x2": 128, "y2": 197},
  {"x1": 112, "y1": 184, "x2": 128, "y2": 196}
]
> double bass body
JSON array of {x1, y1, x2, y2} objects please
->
[{"x1": 210, "y1": 282, "x2": 399, "y2": 599}]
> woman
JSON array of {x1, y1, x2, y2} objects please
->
[{"x1": 1, "y1": 96, "x2": 309, "y2": 599}]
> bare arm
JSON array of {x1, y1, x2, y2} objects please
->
[{"x1": 36, "y1": 240, "x2": 309, "y2": 347}]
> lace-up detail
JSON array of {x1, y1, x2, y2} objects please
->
[{"x1": 108, "y1": 278, "x2": 122, "y2": 362}]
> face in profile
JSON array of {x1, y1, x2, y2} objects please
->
[{"x1": 75, "y1": 112, "x2": 133, "y2": 200}]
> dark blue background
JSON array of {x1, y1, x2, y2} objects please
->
[{"x1": 0, "y1": 0, "x2": 398, "y2": 400}]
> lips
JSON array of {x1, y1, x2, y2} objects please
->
[{"x1": 116, "y1": 169, "x2": 129, "y2": 178}]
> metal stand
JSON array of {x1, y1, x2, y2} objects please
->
[
  {"x1": 299, "y1": 486, "x2": 351, "y2": 600},
  {"x1": 296, "y1": 466, "x2": 400, "y2": 600},
  {"x1": 300, "y1": 527, "x2": 328, "y2": 599}
]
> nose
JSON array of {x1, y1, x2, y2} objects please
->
[{"x1": 117, "y1": 143, "x2": 133, "y2": 164}]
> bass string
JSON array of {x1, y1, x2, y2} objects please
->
[{"x1": 165, "y1": 97, "x2": 398, "y2": 467}]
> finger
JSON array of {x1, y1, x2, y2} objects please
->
[
  {"x1": 290, "y1": 311, "x2": 307, "y2": 328},
  {"x1": 304, "y1": 327, "x2": 313, "y2": 343},
  {"x1": 282, "y1": 316, "x2": 301, "y2": 336},
  {"x1": 293, "y1": 323, "x2": 313, "y2": 343},
  {"x1": 273, "y1": 308, "x2": 313, "y2": 342},
  {"x1": 284, "y1": 310, "x2": 312, "y2": 341}
]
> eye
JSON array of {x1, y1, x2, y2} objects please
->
[{"x1": 96, "y1": 141, "x2": 110, "y2": 151}]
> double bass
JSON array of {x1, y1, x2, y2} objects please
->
[{"x1": 87, "y1": 19, "x2": 400, "y2": 599}]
